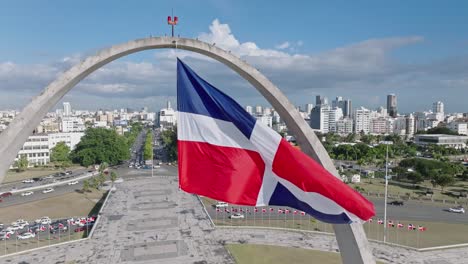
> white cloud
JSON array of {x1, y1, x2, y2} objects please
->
[
  {"x1": 0, "y1": 19, "x2": 466, "y2": 113},
  {"x1": 275, "y1": 42, "x2": 290, "y2": 50}
]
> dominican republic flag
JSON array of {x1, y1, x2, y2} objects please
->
[{"x1": 177, "y1": 59, "x2": 374, "y2": 224}]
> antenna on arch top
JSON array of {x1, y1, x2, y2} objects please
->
[{"x1": 167, "y1": 9, "x2": 178, "y2": 37}]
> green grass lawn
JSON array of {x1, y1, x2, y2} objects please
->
[
  {"x1": 226, "y1": 244, "x2": 384, "y2": 264},
  {"x1": 349, "y1": 180, "x2": 468, "y2": 205},
  {"x1": 4, "y1": 166, "x2": 85, "y2": 183}
]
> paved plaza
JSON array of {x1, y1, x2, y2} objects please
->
[{"x1": 0, "y1": 174, "x2": 234, "y2": 264}]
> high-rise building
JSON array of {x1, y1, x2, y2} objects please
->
[
  {"x1": 315, "y1": 96, "x2": 328, "y2": 107},
  {"x1": 387, "y1": 94, "x2": 397, "y2": 118},
  {"x1": 310, "y1": 105, "x2": 343, "y2": 133},
  {"x1": 406, "y1": 114, "x2": 415, "y2": 136},
  {"x1": 245, "y1": 106, "x2": 253, "y2": 115},
  {"x1": 305, "y1": 103, "x2": 314, "y2": 115},
  {"x1": 354, "y1": 107, "x2": 371, "y2": 134},
  {"x1": 255, "y1": 105, "x2": 263, "y2": 115},
  {"x1": 433, "y1": 101, "x2": 444, "y2": 114},
  {"x1": 332, "y1": 96, "x2": 352, "y2": 118},
  {"x1": 63, "y1": 102, "x2": 71, "y2": 117}
]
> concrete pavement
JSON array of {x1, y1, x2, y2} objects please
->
[{"x1": 0, "y1": 174, "x2": 234, "y2": 264}]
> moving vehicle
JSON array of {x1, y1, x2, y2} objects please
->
[
  {"x1": 0, "y1": 192, "x2": 12, "y2": 198},
  {"x1": 448, "y1": 206, "x2": 465, "y2": 214},
  {"x1": 17, "y1": 232, "x2": 35, "y2": 240},
  {"x1": 21, "y1": 191, "x2": 34, "y2": 196},
  {"x1": 229, "y1": 213, "x2": 245, "y2": 219},
  {"x1": 68, "y1": 181, "x2": 79, "y2": 185},
  {"x1": 389, "y1": 201, "x2": 404, "y2": 206},
  {"x1": 22, "y1": 179, "x2": 35, "y2": 183},
  {"x1": 42, "y1": 188, "x2": 54, "y2": 194},
  {"x1": 215, "y1": 202, "x2": 229, "y2": 208}
]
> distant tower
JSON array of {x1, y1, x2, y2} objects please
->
[
  {"x1": 63, "y1": 102, "x2": 71, "y2": 117},
  {"x1": 167, "y1": 100, "x2": 172, "y2": 109},
  {"x1": 432, "y1": 101, "x2": 444, "y2": 114},
  {"x1": 387, "y1": 94, "x2": 397, "y2": 118},
  {"x1": 245, "y1": 106, "x2": 253, "y2": 115},
  {"x1": 315, "y1": 96, "x2": 328, "y2": 107},
  {"x1": 255, "y1": 105, "x2": 263, "y2": 115},
  {"x1": 305, "y1": 103, "x2": 314, "y2": 115}
]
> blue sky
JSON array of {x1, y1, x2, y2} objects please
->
[{"x1": 1, "y1": 0, "x2": 467, "y2": 112}]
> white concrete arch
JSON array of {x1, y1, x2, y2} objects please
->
[{"x1": 0, "y1": 37, "x2": 374, "y2": 263}]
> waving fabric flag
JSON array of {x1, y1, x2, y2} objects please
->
[{"x1": 176, "y1": 59, "x2": 374, "y2": 224}]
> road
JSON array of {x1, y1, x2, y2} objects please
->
[
  {"x1": 1, "y1": 125, "x2": 466, "y2": 225},
  {"x1": 203, "y1": 196, "x2": 468, "y2": 224}
]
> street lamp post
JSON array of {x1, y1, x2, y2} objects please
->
[{"x1": 382, "y1": 141, "x2": 393, "y2": 243}]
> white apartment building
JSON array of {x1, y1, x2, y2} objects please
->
[
  {"x1": 370, "y1": 117, "x2": 388, "y2": 134},
  {"x1": 354, "y1": 107, "x2": 371, "y2": 134},
  {"x1": 14, "y1": 134, "x2": 50, "y2": 167},
  {"x1": 63, "y1": 102, "x2": 72, "y2": 117},
  {"x1": 13, "y1": 132, "x2": 84, "y2": 168},
  {"x1": 255, "y1": 115, "x2": 273, "y2": 128},
  {"x1": 245, "y1": 106, "x2": 253, "y2": 115},
  {"x1": 310, "y1": 105, "x2": 343, "y2": 133},
  {"x1": 406, "y1": 114, "x2": 415, "y2": 136},
  {"x1": 61, "y1": 117, "x2": 85, "y2": 132},
  {"x1": 448, "y1": 122, "x2": 468, "y2": 135},
  {"x1": 158, "y1": 101, "x2": 177, "y2": 130},
  {"x1": 334, "y1": 118, "x2": 353, "y2": 135},
  {"x1": 48, "y1": 132, "x2": 84, "y2": 150}
]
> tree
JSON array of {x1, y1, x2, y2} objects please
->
[
  {"x1": 407, "y1": 172, "x2": 423, "y2": 184},
  {"x1": 82, "y1": 179, "x2": 91, "y2": 193},
  {"x1": 434, "y1": 174, "x2": 455, "y2": 192},
  {"x1": 50, "y1": 142, "x2": 71, "y2": 168},
  {"x1": 161, "y1": 126, "x2": 178, "y2": 161},
  {"x1": 110, "y1": 171, "x2": 117, "y2": 184},
  {"x1": 92, "y1": 177, "x2": 100, "y2": 190},
  {"x1": 14, "y1": 154, "x2": 29, "y2": 172},
  {"x1": 71, "y1": 128, "x2": 130, "y2": 166}
]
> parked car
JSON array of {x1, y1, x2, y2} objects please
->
[
  {"x1": 389, "y1": 201, "x2": 404, "y2": 206},
  {"x1": 229, "y1": 213, "x2": 245, "y2": 219},
  {"x1": 448, "y1": 206, "x2": 465, "y2": 214},
  {"x1": 17, "y1": 232, "x2": 35, "y2": 240},
  {"x1": 215, "y1": 202, "x2": 229, "y2": 208},
  {"x1": 0, "y1": 192, "x2": 12, "y2": 198},
  {"x1": 42, "y1": 188, "x2": 54, "y2": 194},
  {"x1": 43, "y1": 175, "x2": 54, "y2": 180},
  {"x1": 21, "y1": 191, "x2": 34, "y2": 196},
  {"x1": 35, "y1": 217, "x2": 51, "y2": 225},
  {"x1": 12, "y1": 219, "x2": 28, "y2": 226},
  {"x1": 65, "y1": 170, "x2": 73, "y2": 175},
  {"x1": 68, "y1": 181, "x2": 79, "y2": 185}
]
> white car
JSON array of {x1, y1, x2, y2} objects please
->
[
  {"x1": 229, "y1": 213, "x2": 245, "y2": 219},
  {"x1": 44, "y1": 175, "x2": 54, "y2": 180},
  {"x1": 17, "y1": 232, "x2": 35, "y2": 240},
  {"x1": 21, "y1": 191, "x2": 34, "y2": 196},
  {"x1": 449, "y1": 207, "x2": 465, "y2": 214},
  {"x1": 2, "y1": 229, "x2": 14, "y2": 235},
  {"x1": 35, "y1": 217, "x2": 51, "y2": 225},
  {"x1": 215, "y1": 202, "x2": 229, "y2": 208},
  {"x1": 42, "y1": 188, "x2": 54, "y2": 194},
  {"x1": 22, "y1": 179, "x2": 35, "y2": 183},
  {"x1": 12, "y1": 219, "x2": 28, "y2": 226},
  {"x1": 6, "y1": 225, "x2": 21, "y2": 231},
  {"x1": 68, "y1": 181, "x2": 79, "y2": 185}
]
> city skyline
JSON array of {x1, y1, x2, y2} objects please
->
[{"x1": 1, "y1": 1, "x2": 468, "y2": 113}]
